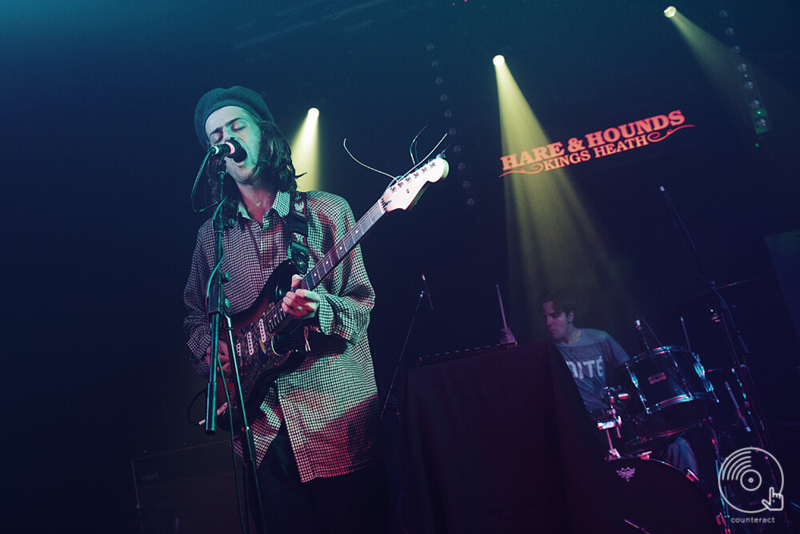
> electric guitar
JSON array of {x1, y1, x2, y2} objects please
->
[{"x1": 215, "y1": 155, "x2": 449, "y2": 429}]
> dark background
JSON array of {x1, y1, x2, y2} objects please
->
[{"x1": 2, "y1": 0, "x2": 799, "y2": 531}]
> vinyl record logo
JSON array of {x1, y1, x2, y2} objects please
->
[{"x1": 718, "y1": 447, "x2": 784, "y2": 513}]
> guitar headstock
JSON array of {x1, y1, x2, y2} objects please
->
[{"x1": 381, "y1": 155, "x2": 449, "y2": 212}]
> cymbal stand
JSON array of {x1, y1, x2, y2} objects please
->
[
  {"x1": 660, "y1": 185, "x2": 769, "y2": 450},
  {"x1": 706, "y1": 420, "x2": 733, "y2": 534},
  {"x1": 660, "y1": 186, "x2": 793, "y2": 531}
]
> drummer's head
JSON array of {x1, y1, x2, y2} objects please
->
[{"x1": 539, "y1": 290, "x2": 577, "y2": 342}]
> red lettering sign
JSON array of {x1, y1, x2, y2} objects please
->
[{"x1": 499, "y1": 109, "x2": 694, "y2": 177}]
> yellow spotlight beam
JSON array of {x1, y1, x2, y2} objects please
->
[
  {"x1": 290, "y1": 108, "x2": 321, "y2": 192},
  {"x1": 668, "y1": 7, "x2": 798, "y2": 139},
  {"x1": 668, "y1": 9, "x2": 739, "y2": 106},
  {"x1": 495, "y1": 57, "x2": 634, "y2": 333}
]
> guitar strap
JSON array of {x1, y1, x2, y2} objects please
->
[{"x1": 288, "y1": 190, "x2": 309, "y2": 275}]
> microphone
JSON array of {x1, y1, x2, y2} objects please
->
[
  {"x1": 208, "y1": 139, "x2": 247, "y2": 163},
  {"x1": 421, "y1": 273, "x2": 434, "y2": 311}
]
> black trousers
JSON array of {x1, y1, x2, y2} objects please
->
[{"x1": 248, "y1": 425, "x2": 389, "y2": 534}]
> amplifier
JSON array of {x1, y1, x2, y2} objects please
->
[{"x1": 131, "y1": 439, "x2": 255, "y2": 534}]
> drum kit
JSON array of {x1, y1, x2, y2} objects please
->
[
  {"x1": 595, "y1": 342, "x2": 724, "y2": 533},
  {"x1": 577, "y1": 248, "x2": 800, "y2": 532},
  {"x1": 593, "y1": 317, "x2": 793, "y2": 534},
  {"x1": 601, "y1": 344, "x2": 718, "y2": 457},
  {"x1": 592, "y1": 188, "x2": 794, "y2": 533}
]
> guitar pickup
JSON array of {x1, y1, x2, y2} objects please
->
[{"x1": 246, "y1": 331, "x2": 255, "y2": 356}]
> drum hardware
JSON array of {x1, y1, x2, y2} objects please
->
[
  {"x1": 597, "y1": 416, "x2": 622, "y2": 460},
  {"x1": 680, "y1": 315, "x2": 692, "y2": 353},
  {"x1": 657, "y1": 185, "x2": 789, "y2": 529},
  {"x1": 635, "y1": 315, "x2": 664, "y2": 349},
  {"x1": 661, "y1": 185, "x2": 772, "y2": 452},
  {"x1": 708, "y1": 423, "x2": 734, "y2": 534},
  {"x1": 597, "y1": 386, "x2": 630, "y2": 460},
  {"x1": 723, "y1": 380, "x2": 752, "y2": 435},
  {"x1": 685, "y1": 467, "x2": 700, "y2": 484}
]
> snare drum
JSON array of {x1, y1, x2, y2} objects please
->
[
  {"x1": 606, "y1": 457, "x2": 720, "y2": 533},
  {"x1": 617, "y1": 346, "x2": 717, "y2": 445}
]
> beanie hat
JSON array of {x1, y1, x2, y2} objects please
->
[{"x1": 194, "y1": 86, "x2": 275, "y2": 147}]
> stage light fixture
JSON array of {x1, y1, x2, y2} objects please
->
[
  {"x1": 664, "y1": 6, "x2": 676, "y2": 18},
  {"x1": 493, "y1": 55, "x2": 505, "y2": 66},
  {"x1": 290, "y1": 107, "x2": 321, "y2": 191}
]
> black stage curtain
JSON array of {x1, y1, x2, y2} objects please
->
[{"x1": 401, "y1": 342, "x2": 622, "y2": 534}]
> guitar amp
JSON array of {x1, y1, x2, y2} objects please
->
[{"x1": 131, "y1": 439, "x2": 255, "y2": 534}]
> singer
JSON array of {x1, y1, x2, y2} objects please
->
[{"x1": 183, "y1": 86, "x2": 388, "y2": 533}]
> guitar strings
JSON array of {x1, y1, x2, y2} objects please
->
[
  {"x1": 409, "y1": 125, "x2": 428, "y2": 165},
  {"x1": 414, "y1": 133, "x2": 448, "y2": 171}
]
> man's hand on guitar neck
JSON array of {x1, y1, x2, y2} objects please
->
[{"x1": 282, "y1": 274, "x2": 320, "y2": 321}]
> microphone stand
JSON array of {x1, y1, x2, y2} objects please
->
[
  {"x1": 204, "y1": 166, "x2": 267, "y2": 534},
  {"x1": 381, "y1": 290, "x2": 425, "y2": 420}
]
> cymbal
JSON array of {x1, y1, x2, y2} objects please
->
[{"x1": 683, "y1": 278, "x2": 765, "y2": 304}]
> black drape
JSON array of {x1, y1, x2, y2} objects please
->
[{"x1": 401, "y1": 343, "x2": 622, "y2": 533}]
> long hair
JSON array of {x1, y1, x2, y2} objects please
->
[{"x1": 205, "y1": 120, "x2": 300, "y2": 225}]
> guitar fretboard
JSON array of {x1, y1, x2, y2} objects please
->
[{"x1": 260, "y1": 199, "x2": 387, "y2": 334}]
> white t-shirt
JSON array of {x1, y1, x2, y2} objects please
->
[{"x1": 555, "y1": 328, "x2": 630, "y2": 413}]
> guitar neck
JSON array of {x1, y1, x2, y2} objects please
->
[
  {"x1": 245, "y1": 157, "x2": 446, "y2": 341},
  {"x1": 259, "y1": 199, "x2": 385, "y2": 334},
  {"x1": 301, "y1": 199, "x2": 385, "y2": 292}
]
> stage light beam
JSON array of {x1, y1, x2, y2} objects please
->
[
  {"x1": 664, "y1": 6, "x2": 677, "y2": 18},
  {"x1": 667, "y1": 9, "x2": 774, "y2": 136},
  {"x1": 494, "y1": 59, "x2": 633, "y2": 335},
  {"x1": 290, "y1": 108, "x2": 321, "y2": 191}
]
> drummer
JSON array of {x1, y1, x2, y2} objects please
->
[
  {"x1": 539, "y1": 289, "x2": 629, "y2": 418},
  {"x1": 540, "y1": 290, "x2": 699, "y2": 475}
]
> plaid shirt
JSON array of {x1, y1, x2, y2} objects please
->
[{"x1": 183, "y1": 189, "x2": 381, "y2": 482}]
